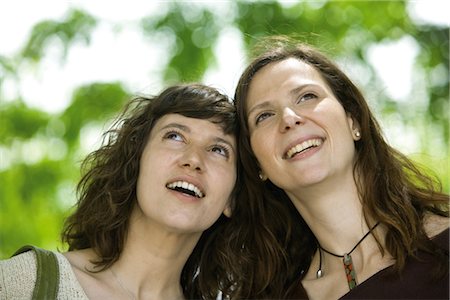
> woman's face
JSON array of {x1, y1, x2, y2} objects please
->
[
  {"x1": 245, "y1": 58, "x2": 359, "y2": 195},
  {"x1": 135, "y1": 113, "x2": 236, "y2": 234}
]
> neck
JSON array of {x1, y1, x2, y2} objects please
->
[
  {"x1": 289, "y1": 176, "x2": 391, "y2": 288},
  {"x1": 319, "y1": 222, "x2": 380, "y2": 257},
  {"x1": 287, "y1": 174, "x2": 372, "y2": 253},
  {"x1": 111, "y1": 211, "x2": 201, "y2": 299}
]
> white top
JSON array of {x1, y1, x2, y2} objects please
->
[{"x1": 0, "y1": 250, "x2": 89, "y2": 299}]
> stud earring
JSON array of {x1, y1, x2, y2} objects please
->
[
  {"x1": 355, "y1": 131, "x2": 361, "y2": 138},
  {"x1": 259, "y1": 172, "x2": 267, "y2": 181}
]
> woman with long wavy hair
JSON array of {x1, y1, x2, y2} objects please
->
[
  {"x1": 1, "y1": 83, "x2": 245, "y2": 299},
  {"x1": 234, "y1": 37, "x2": 449, "y2": 299}
]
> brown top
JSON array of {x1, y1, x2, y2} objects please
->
[{"x1": 293, "y1": 228, "x2": 449, "y2": 299}]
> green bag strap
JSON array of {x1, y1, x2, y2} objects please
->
[{"x1": 13, "y1": 245, "x2": 60, "y2": 299}]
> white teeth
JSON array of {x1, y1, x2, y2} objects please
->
[
  {"x1": 286, "y1": 138, "x2": 322, "y2": 159},
  {"x1": 166, "y1": 181, "x2": 204, "y2": 198}
]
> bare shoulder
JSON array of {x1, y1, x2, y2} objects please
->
[
  {"x1": 63, "y1": 248, "x2": 99, "y2": 273},
  {"x1": 62, "y1": 249, "x2": 112, "y2": 298},
  {"x1": 423, "y1": 213, "x2": 450, "y2": 238}
]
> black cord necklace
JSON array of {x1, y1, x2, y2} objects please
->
[{"x1": 316, "y1": 222, "x2": 380, "y2": 290}]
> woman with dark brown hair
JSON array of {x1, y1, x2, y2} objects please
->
[
  {"x1": 0, "y1": 83, "x2": 244, "y2": 299},
  {"x1": 234, "y1": 37, "x2": 449, "y2": 299}
]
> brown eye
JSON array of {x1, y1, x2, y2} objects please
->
[
  {"x1": 164, "y1": 130, "x2": 184, "y2": 142},
  {"x1": 298, "y1": 93, "x2": 317, "y2": 103},
  {"x1": 255, "y1": 112, "x2": 273, "y2": 125},
  {"x1": 210, "y1": 145, "x2": 230, "y2": 158}
]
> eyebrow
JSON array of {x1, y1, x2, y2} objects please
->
[
  {"x1": 247, "y1": 83, "x2": 319, "y2": 117},
  {"x1": 160, "y1": 122, "x2": 236, "y2": 155},
  {"x1": 247, "y1": 101, "x2": 272, "y2": 118},
  {"x1": 214, "y1": 137, "x2": 236, "y2": 155},
  {"x1": 160, "y1": 123, "x2": 190, "y2": 132},
  {"x1": 289, "y1": 86, "x2": 307, "y2": 97}
]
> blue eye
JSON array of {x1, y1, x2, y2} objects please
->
[{"x1": 255, "y1": 112, "x2": 273, "y2": 125}]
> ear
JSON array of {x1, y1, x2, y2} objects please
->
[
  {"x1": 223, "y1": 202, "x2": 232, "y2": 218},
  {"x1": 347, "y1": 113, "x2": 361, "y2": 141}
]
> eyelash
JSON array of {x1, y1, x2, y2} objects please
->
[
  {"x1": 297, "y1": 92, "x2": 317, "y2": 103},
  {"x1": 209, "y1": 144, "x2": 230, "y2": 158},
  {"x1": 255, "y1": 112, "x2": 274, "y2": 125},
  {"x1": 163, "y1": 130, "x2": 184, "y2": 142}
]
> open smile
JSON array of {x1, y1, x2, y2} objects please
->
[
  {"x1": 166, "y1": 180, "x2": 205, "y2": 198},
  {"x1": 284, "y1": 138, "x2": 323, "y2": 159}
]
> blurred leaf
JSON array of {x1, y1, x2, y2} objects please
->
[
  {"x1": 0, "y1": 160, "x2": 68, "y2": 256},
  {"x1": 235, "y1": 1, "x2": 307, "y2": 50},
  {"x1": 61, "y1": 82, "x2": 128, "y2": 145},
  {"x1": 0, "y1": 100, "x2": 50, "y2": 144},
  {"x1": 142, "y1": 3, "x2": 220, "y2": 82},
  {"x1": 236, "y1": 1, "x2": 414, "y2": 55},
  {"x1": 21, "y1": 9, "x2": 97, "y2": 62},
  {"x1": 0, "y1": 55, "x2": 16, "y2": 75},
  {"x1": 416, "y1": 27, "x2": 449, "y2": 146}
]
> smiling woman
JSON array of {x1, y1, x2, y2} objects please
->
[
  {"x1": 246, "y1": 57, "x2": 359, "y2": 191},
  {"x1": 136, "y1": 113, "x2": 234, "y2": 233},
  {"x1": 234, "y1": 36, "x2": 449, "y2": 299},
  {"x1": 0, "y1": 84, "x2": 243, "y2": 299}
]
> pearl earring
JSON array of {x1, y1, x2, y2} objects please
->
[
  {"x1": 355, "y1": 131, "x2": 361, "y2": 138},
  {"x1": 259, "y1": 172, "x2": 267, "y2": 181}
]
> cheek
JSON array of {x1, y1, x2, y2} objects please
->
[
  {"x1": 315, "y1": 103, "x2": 352, "y2": 134},
  {"x1": 249, "y1": 136, "x2": 262, "y2": 164},
  {"x1": 208, "y1": 159, "x2": 237, "y2": 193},
  {"x1": 221, "y1": 166, "x2": 237, "y2": 195},
  {"x1": 250, "y1": 131, "x2": 271, "y2": 163}
]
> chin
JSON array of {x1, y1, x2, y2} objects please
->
[
  {"x1": 164, "y1": 220, "x2": 208, "y2": 234},
  {"x1": 292, "y1": 176, "x2": 329, "y2": 190}
]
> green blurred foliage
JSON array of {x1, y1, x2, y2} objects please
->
[
  {"x1": 62, "y1": 83, "x2": 129, "y2": 147},
  {"x1": 1, "y1": 101, "x2": 50, "y2": 143},
  {"x1": 21, "y1": 9, "x2": 97, "y2": 63},
  {"x1": 142, "y1": 2, "x2": 221, "y2": 82},
  {"x1": 0, "y1": 1, "x2": 448, "y2": 258}
]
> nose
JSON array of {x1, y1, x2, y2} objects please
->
[
  {"x1": 279, "y1": 107, "x2": 303, "y2": 133},
  {"x1": 180, "y1": 147, "x2": 204, "y2": 172}
]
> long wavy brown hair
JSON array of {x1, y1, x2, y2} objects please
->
[
  {"x1": 234, "y1": 36, "x2": 449, "y2": 298},
  {"x1": 61, "y1": 83, "x2": 247, "y2": 299}
]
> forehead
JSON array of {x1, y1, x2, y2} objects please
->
[
  {"x1": 152, "y1": 113, "x2": 235, "y2": 141},
  {"x1": 247, "y1": 58, "x2": 328, "y2": 103}
]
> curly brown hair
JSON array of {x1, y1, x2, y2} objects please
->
[
  {"x1": 234, "y1": 36, "x2": 449, "y2": 298},
  {"x1": 61, "y1": 83, "x2": 242, "y2": 299}
]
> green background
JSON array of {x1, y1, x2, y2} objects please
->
[{"x1": 1, "y1": 1, "x2": 448, "y2": 258}]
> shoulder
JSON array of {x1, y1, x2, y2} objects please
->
[
  {"x1": 423, "y1": 213, "x2": 450, "y2": 238},
  {"x1": 62, "y1": 248, "x2": 98, "y2": 273},
  {"x1": 0, "y1": 251, "x2": 37, "y2": 299},
  {"x1": 423, "y1": 213, "x2": 449, "y2": 252},
  {"x1": 54, "y1": 252, "x2": 90, "y2": 299},
  {"x1": 0, "y1": 248, "x2": 89, "y2": 300}
]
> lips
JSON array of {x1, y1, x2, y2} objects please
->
[
  {"x1": 284, "y1": 138, "x2": 323, "y2": 159},
  {"x1": 166, "y1": 180, "x2": 205, "y2": 198}
]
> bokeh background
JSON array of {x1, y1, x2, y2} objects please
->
[{"x1": 0, "y1": 0, "x2": 448, "y2": 258}]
